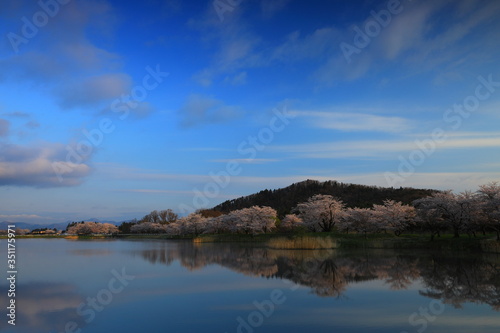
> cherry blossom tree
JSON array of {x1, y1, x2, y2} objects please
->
[
  {"x1": 15, "y1": 228, "x2": 30, "y2": 235},
  {"x1": 218, "y1": 212, "x2": 241, "y2": 234},
  {"x1": 339, "y1": 207, "x2": 377, "y2": 237},
  {"x1": 203, "y1": 214, "x2": 232, "y2": 234},
  {"x1": 97, "y1": 223, "x2": 119, "y2": 234},
  {"x1": 456, "y1": 190, "x2": 485, "y2": 237},
  {"x1": 177, "y1": 213, "x2": 209, "y2": 235},
  {"x1": 67, "y1": 222, "x2": 118, "y2": 235},
  {"x1": 230, "y1": 206, "x2": 278, "y2": 235},
  {"x1": 279, "y1": 214, "x2": 304, "y2": 232},
  {"x1": 477, "y1": 182, "x2": 500, "y2": 240},
  {"x1": 413, "y1": 205, "x2": 446, "y2": 240},
  {"x1": 413, "y1": 191, "x2": 479, "y2": 238},
  {"x1": 294, "y1": 194, "x2": 345, "y2": 232},
  {"x1": 372, "y1": 200, "x2": 416, "y2": 236},
  {"x1": 130, "y1": 222, "x2": 166, "y2": 234},
  {"x1": 164, "y1": 222, "x2": 181, "y2": 236}
]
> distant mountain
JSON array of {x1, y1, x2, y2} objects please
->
[
  {"x1": 84, "y1": 218, "x2": 121, "y2": 224},
  {"x1": 0, "y1": 219, "x2": 122, "y2": 231},
  {"x1": 0, "y1": 221, "x2": 69, "y2": 231},
  {"x1": 213, "y1": 179, "x2": 438, "y2": 217}
]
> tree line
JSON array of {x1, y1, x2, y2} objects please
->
[{"x1": 66, "y1": 182, "x2": 500, "y2": 240}]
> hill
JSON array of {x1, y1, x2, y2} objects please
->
[{"x1": 213, "y1": 179, "x2": 438, "y2": 217}]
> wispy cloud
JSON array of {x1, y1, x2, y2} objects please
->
[
  {"x1": 0, "y1": 119, "x2": 10, "y2": 137},
  {"x1": 1, "y1": 111, "x2": 30, "y2": 118},
  {"x1": 178, "y1": 94, "x2": 243, "y2": 128},
  {"x1": 331, "y1": 172, "x2": 500, "y2": 192},
  {"x1": 0, "y1": 214, "x2": 52, "y2": 221},
  {"x1": 115, "y1": 189, "x2": 236, "y2": 199},
  {"x1": 223, "y1": 71, "x2": 247, "y2": 86},
  {"x1": 57, "y1": 73, "x2": 132, "y2": 109},
  {"x1": 115, "y1": 189, "x2": 195, "y2": 195},
  {"x1": 270, "y1": 133, "x2": 500, "y2": 159},
  {"x1": 292, "y1": 110, "x2": 411, "y2": 133},
  {"x1": 260, "y1": 0, "x2": 291, "y2": 19},
  {"x1": 271, "y1": 27, "x2": 341, "y2": 62},
  {"x1": 209, "y1": 158, "x2": 280, "y2": 164},
  {"x1": 314, "y1": 1, "x2": 500, "y2": 84},
  {"x1": 98, "y1": 163, "x2": 326, "y2": 188}
]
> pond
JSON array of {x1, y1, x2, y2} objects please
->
[{"x1": 1, "y1": 238, "x2": 499, "y2": 333}]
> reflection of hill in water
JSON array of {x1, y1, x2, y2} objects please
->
[{"x1": 131, "y1": 241, "x2": 500, "y2": 310}]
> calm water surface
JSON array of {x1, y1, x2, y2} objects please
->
[{"x1": 1, "y1": 238, "x2": 499, "y2": 333}]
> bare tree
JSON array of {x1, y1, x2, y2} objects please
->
[{"x1": 159, "y1": 209, "x2": 178, "y2": 224}]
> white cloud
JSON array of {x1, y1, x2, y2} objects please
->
[
  {"x1": 0, "y1": 142, "x2": 91, "y2": 187},
  {"x1": 0, "y1": 0, "x2": 135, "y2": 113},
  {"x1": 1, "y1": 1, "x2": 120, "y2": 81}
]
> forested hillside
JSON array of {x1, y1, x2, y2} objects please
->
[{"x1": 213, "y1": 180, "x2": 437, "y2": 217}]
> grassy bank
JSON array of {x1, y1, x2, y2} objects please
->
[{"x1": 194, "y1": 232, "x2": 500, "y2": 253}]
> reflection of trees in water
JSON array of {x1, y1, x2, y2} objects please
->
[
  {"x1": 138, "y1": 244, "x2": 176, "y2": 266},
  {"x1": 418, "y1": 255, "x2": 500, "y2": 310},
  {"x1": 132, "y1": 242, "x2": 500, "y2": 310}
]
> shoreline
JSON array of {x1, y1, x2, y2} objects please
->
[{"x1": 3, "y1": 233, "x2": 499, "y2": 253}]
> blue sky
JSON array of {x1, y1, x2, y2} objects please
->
[{"x1": 1, "y1": 0, "x2": 500, "y2": 224}]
